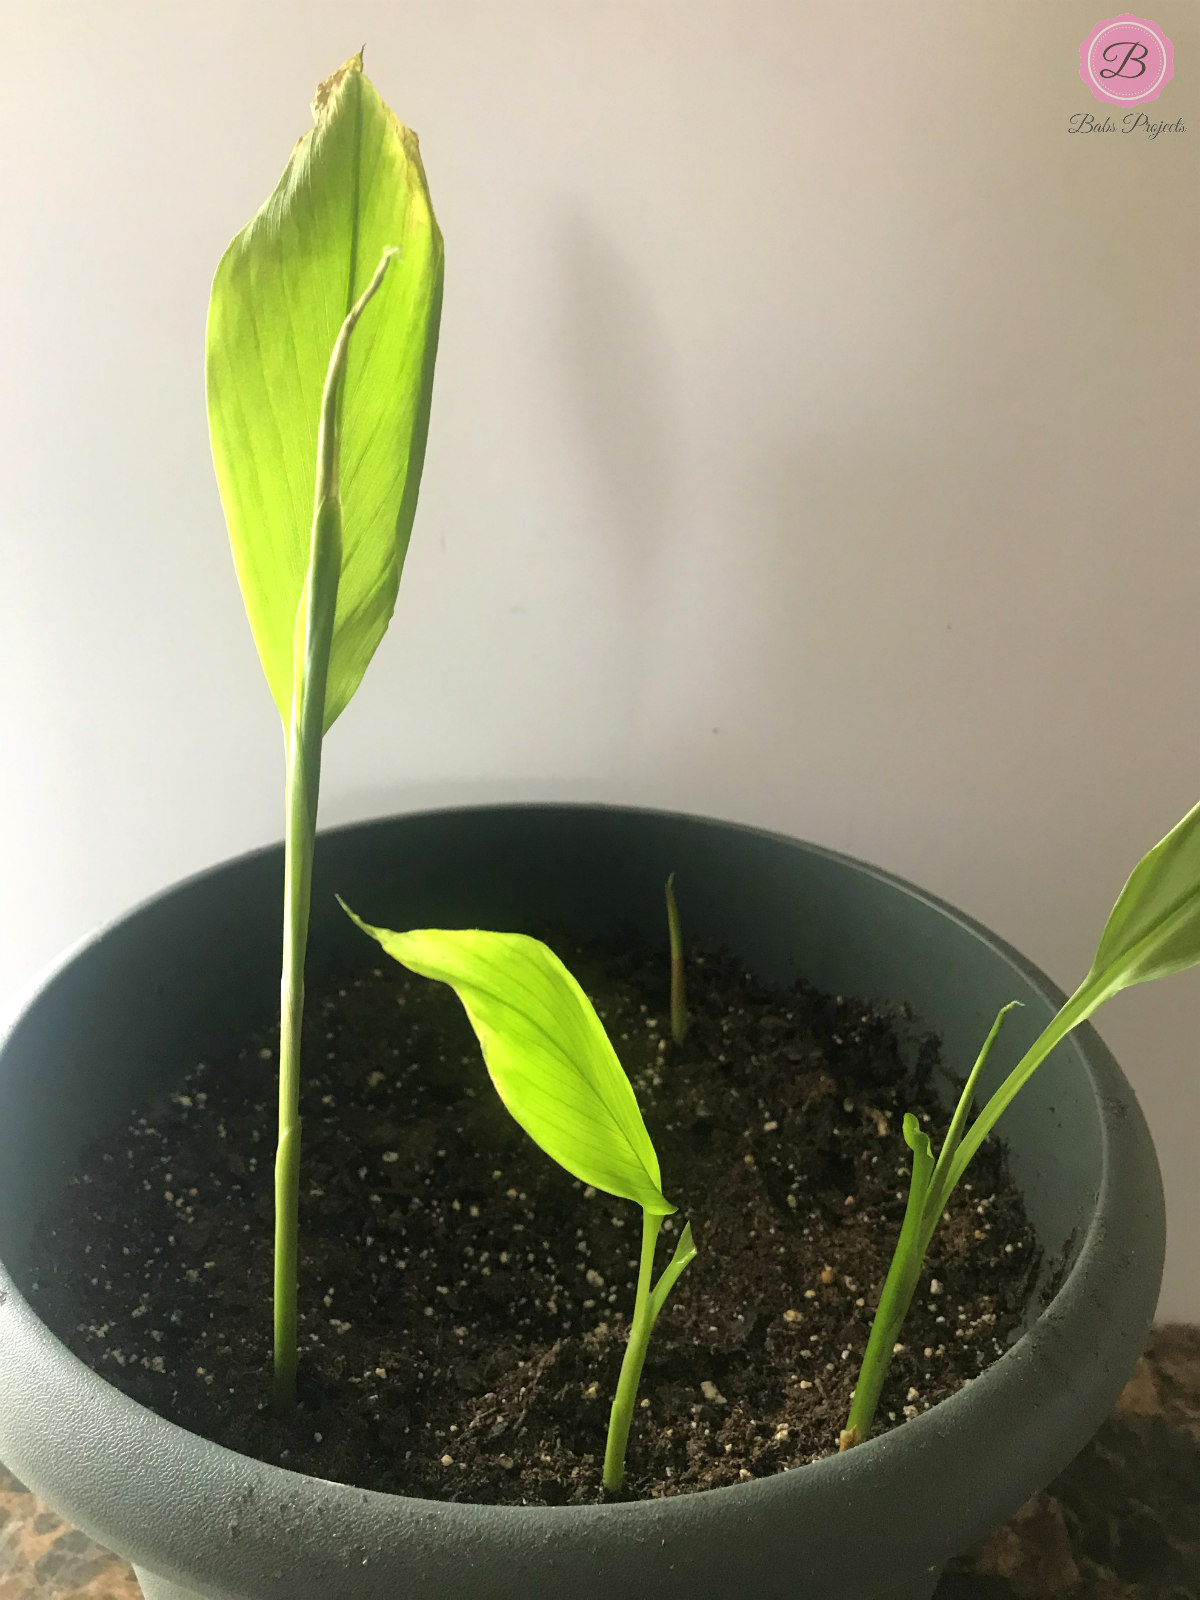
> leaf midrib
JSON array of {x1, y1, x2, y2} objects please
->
[{"x1": 335, "y1": 68, "x2": 365, "y2": 446}]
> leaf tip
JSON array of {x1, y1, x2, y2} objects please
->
[
  {"x1": 337, "y1": 896, "x2": 371, "y2": 937},
  {"x1": 311, "y1": 51, "x2": 366, "y2": 121},
  {"x1": 902, "y1": 1113, "x2": 932, "y2": 1161}
]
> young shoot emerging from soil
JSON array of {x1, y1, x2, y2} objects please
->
[
  {"x1": 845, "y1": 792, "x2": 1200, "y2": 1448},
  {"x1": 341, "y1": 904, "x2": 698, "y2": 1490},
  {"x1": 665, "y1": 873, "x2": 689, "y2": 1045}
]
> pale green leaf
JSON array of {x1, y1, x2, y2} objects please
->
[
  {"x1": 341, "y1": 907, "x2": 675, "y2": 1213},
  {"x1": 206, "y1": 53, "x2": 443, "y2": 731},
  {"x1": 1083, "y1": 796, "x2": 1200, "y2": 996}
]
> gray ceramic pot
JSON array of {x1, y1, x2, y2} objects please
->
[{"x1": 0, "y1": 805, "x2": 1164, "y2": 1600}]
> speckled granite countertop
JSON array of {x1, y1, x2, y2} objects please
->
[{"x1": 2, "y1": 1326, "x2": 1197, "y2": 1600}]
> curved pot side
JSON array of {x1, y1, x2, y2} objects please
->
[{"x1": 0, "y1": 805, "x2": 1165, "y2": 1600}]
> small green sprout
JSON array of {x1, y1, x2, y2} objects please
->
[
  {"x1": 845, "y1": 795, "x2": 1200, "y2": 1447},
  {"x1": 665, "y1": 872, "x2": 689, "y2": 1045},
  {"x1": 340, "y1": 904, "x2": 698, "y2": 1491},
  {"x1": 206, "y1": 54, "x2": 443, "y2": 1409}
]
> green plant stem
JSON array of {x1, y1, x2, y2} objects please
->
[
  {"x1": 665, "y1": 872, "x2": 688, "y2": 1045},
  {"x1": 843, "y1": 1122, "x2": 933, "y2": 1445},
  {"x1": 844, "y1": 999, "x2": 1035, "y2": 1445},
  {"x1": 920, "y1": 1000, "x2": 1022, "y2": 1250},
  {"x1": 928, "y1": 982, "x2": 1101, "y2": 1225},
  {"x1": 648, "y1": 1221, "x2": 697, "y2": 1322},
  {"x1": 272, "y1": 249, "x2": 397, "y2": 1412},
  {"x1": 930, "y1": 1003, "x2": 1021, "y2": 1192},
  {"x1": 274, "y1": 509, "x2": 340, "y2": 1412},
  {"x1": 603, "y1": 1210, "x2": 663, "y2": 1490}
]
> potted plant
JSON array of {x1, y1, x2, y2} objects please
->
[{"x1": 0, "y1": 53, "x2": 1175, "y2": 1600}]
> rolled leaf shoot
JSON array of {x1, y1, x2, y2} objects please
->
[
  {"x1": 846, "y1": 797, "x2": 1200, "y2": 1445},
  {"x1": 665, "y1": 872, "x2": 689, "y2": 1045}
]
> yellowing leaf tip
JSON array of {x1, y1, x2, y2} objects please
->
[{"x1": 311, "y1": 51, "x2": 366, "y2": 121}]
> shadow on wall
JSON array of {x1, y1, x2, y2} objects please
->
[
  {"x1": 392, "y1": 209, "x2": 1148, "y2": 881},
  {"x1": 544, "y1": 206, "x2": 998, "y2": 826},
  {"x1": 554, "y1": 206, "x2": 679, "y2": 746}
]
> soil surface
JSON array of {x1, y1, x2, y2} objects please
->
[{"x1": 29, "y1": 936, "x2": 1041, "y2": 1505}]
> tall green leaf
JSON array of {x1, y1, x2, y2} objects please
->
[
  {"x1": 206, "y1": 52, "x2": 443, "y2": 731},
  {"x1": 340, "y1": 907, "x2": 676, "y2": 1214}
]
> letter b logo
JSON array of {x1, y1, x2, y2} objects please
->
[{"x1": 1080, "y1": 15, "x2": 1174, "y2": 104}]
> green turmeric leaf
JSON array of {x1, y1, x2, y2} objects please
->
[
  {"x1": 206, "y1": 52, "x2": 443, "y2": 731},
  {"x1": 341, "y1": 908, "x2": 675, "y2": 1215},
  {"x1": 1081, "y1": 796, "x2": 1200, "y2": 996}
]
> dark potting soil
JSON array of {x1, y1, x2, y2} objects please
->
[{"x1": 29, "y1": 938, "x2": 1041, "y2": 1505}]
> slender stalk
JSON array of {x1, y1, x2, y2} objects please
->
[
  {"x1": 842, "y1": 1118, "x2": 933, "y2": 1446},
  {"x1": 924, "y1": 1001, "x2": 1022, "y2": 1237},
  {"x1": 272, "y1": 249, "x2": 398, "y2": 1412},
  {"x1": 665, "y1": 872, "x2": 688, "y2": 1045},
  {"x1": 843, "y1": 997, "x2": 1064, "y2": 1445},
  {"x1": 928, "y1": 981, "x2": 1104, "y2": 1225},
  {"x1": 648, "y1": 1221, "x2": 697, "y2": 1323},
  {"x1": 274, "y1": 517, "x2": 341, "y2": 1410},
  {"x1": 603, "y1": 1210, "x2": 663, "y2": 1490}
]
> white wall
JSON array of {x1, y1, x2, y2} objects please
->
[{"x1": 1, "y1": 2, "x2": 1197, "y2": 1317}]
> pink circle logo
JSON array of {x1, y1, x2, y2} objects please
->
[{"x1": 1080, "y1": 15, "x2": 1174, "y2": 104}]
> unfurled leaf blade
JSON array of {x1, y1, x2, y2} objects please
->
[
  {"x1": 206, "y1": 53, "x2": 443, "y2": 732},
  {"x1": 341, "y1": 907, "x2": 674, "y2": 1213},
  {"x1": 1082, "y1": 797, "x2": 1200, "y2": 995}
]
